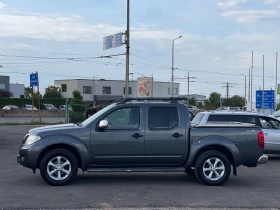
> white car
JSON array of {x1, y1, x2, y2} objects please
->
[
  {"x1": 22, "y1": 104, "x2": 38, "y2": 110},
  {"x1": 59, "y1": 105, "x2": 72, "y2": 111},
  {"x1": 192, "y1": 111, "x2": 280, "y2": 154}
]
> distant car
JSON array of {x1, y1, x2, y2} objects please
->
[
  {"x1": 2, "y1": 105, "x2": 20, "y2": 110},
  {"x1": 272, "y1": 110, "x2": 280, "y2": 119},
  {"x1": 40, "y1": 104, "x2": 58, "y2": 110},
  {"x1": 22, "y1": 105, "x2": 38, "y2": 111},
  {"x1": 188, "y1": 105, "x2": 198, "y2": 112},
  {"x1": 59, "y1": 105, "x2": 72, "y2": 110}
]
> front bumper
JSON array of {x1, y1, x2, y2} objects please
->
[
  {"x1": 17, "y1": 140, "x2": 45, "y2": 169},
  {"x1": 257, "y1": 154, "x2": 268, "y2": 165}
]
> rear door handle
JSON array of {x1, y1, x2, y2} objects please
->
[
  {"x1": 132, "y1": 133, "x2": 143, "y2": 139},
  {"x1": 172, "y1": 133, "x2": 183, "y2": 138}
]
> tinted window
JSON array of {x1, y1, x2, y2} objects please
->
[
  {"x1": 192, "y1": 112, "x2": 205, "y2": 124},
  {"x1": 259, "y1": 117, "x2": 280, "y2": 130},
  {"x1": 103, "y1": 107, "x2": 140, "y2": 130},
  {"x1": 207, "y1": 114, "x2": 257, "y2": 124},
  {"x1": 149, "y1": 107, "x2": 179, "y2": 129}
]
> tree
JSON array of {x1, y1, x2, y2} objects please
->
[
  {"x1": 0, "y1": 90, "x2": 13, "y2": 98},
  {"x1": 24, "y1": 87, "x2": 33, "y2": 98},
  {"x1": 197, "y1": 102, "x2": 203, "y2": 108},
  {"x1": 188, "y1": 97, "x2": 197, "y2": 106},
  {"x1": 70, "y1": 90, "x2": 84, "y2": 113},
  {"x1": 209, "y1": 92, "x2": 221, "y2": 108},
  {"x1": 230, "y1": 95, "x2": 245, "y2": 107},
  {"x1": 43, "y1": 86, "x2": 63, "y2": 99}
]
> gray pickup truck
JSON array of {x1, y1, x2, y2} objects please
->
[{"x1": 17, "y1": 97, "x2": 268, "y2": 186}]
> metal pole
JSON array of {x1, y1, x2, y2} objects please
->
[
  {"x1": 245, "y1": 75, "x2": 246, "y2": 106},
  {"x1": 251, "y1": 51, "x2": 253, "y2": 111},
  {"x1": 37, "y1": 85, "x2": 41, "y2": 123},
  {"x1": 248, "y1": 68, "x2": 250, "y2": 103},
  {"x1": 31, "y1": 85, "x2": 34, "y2": 122},
  {"x1": 276, "y1": 52, "x2": 278, "y2": 111},
  {"x1": 187, "y1": 71, "x2": 190, "y2": 105},
  {"x1": 171, "y1": 40, "x2": 174, "y2": 97},
  {"x1": 263, "y1": 55, "x2": 264, "y2": 113},
  {"x1": 125, "y1": 0, "x2": 130, "y2": 98}
]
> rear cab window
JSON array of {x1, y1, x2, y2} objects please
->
[{"x1": 207, "y1": 114, "x2": 259, "y2": 125}]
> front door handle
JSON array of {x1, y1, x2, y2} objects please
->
[
  {"x1": 132, "y1": 133, "x2": 143, "y2": 139},
  {"x1": 172, "y1": 133, "x2": 183, "y2": 138}
]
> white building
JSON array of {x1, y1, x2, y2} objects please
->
[
  {"x1": 179, "y1": 94, "x2": 207, "y2": 104},
  {"x1": 9, "y1": 83, "x2": 24, "y2": 98},
  {"x1": 54, "y1": 79, "x2": 180, "y2": 104}
]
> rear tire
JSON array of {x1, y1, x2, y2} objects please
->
[
  {"x1": 194, "y1": 150, "x2": 231, "y2": 186},
  {"x1": 39, "y1": 149, "x2": 78, "y2": 186}
]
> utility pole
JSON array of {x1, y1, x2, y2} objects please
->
[
  {"x1": 221, "y1": 82, "x2": 234, "y2": 98},
  {"x1": 251, "y1": 51, "x2": 254, "y2": 111},
  {"x1": 171, "y1": 36, "x2": 182, "y2": 96},
  {"x1": 276, "y1": 52, "x2": 278, "y2": 111},
  {"x1": 248, "y1": 68, "x2": 251, "y2": 103},
  {"x1": 262, "y1": 55, "x2": 265, "y2": 113},
  {"x1": 241, "y1": 74, "x2": 246, "y2": 106},
  {"x1": 187, "y1": 71, "x2": 196, "y2": 105},
  {"x1": 124, "y1": 0, "x2": 130, "y2": 98}
]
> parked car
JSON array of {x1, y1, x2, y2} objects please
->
[
  {"x1": 40, "y1": 104, "x2": 58, "y2": 110},
  {"x1": 188, "y1": 105, "x2": 198, "y2": 112},
  {"x1": 22, "y1": 104, "x2": 38, "y2": 110},
  {"x1": 2, "y1": 105, "x2": 20, "y2": 110},
  {"x1": 192, "y1": 111, "x2": 280, "y2": 154},
  {"x1": 17, "y1": 97, "x2": 267, "y2": 186},
  {"x1": 59, "y1": 105, "x2": 72, "y2": 110},
  {"x1": 272, "y1": 110, "x2": 280, "y2": 119}
]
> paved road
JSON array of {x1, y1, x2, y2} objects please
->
[
  {"x1": 1, "y1": 126, "x2": 280, "y2": 210},
  {"x1": 0, "y1": 117, "x2": 64, "y2": 123}
]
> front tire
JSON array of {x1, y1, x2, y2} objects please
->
[
  {"x1": 39, "y1": 149, "x2": 78, "y2": 186},
  {"x1": 194, "y1": 150, "x2": 231, "y2": 186}
]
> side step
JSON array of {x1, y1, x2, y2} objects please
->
[{"x1": 87, "y1": 167, "x2": 185, "y2": 173}]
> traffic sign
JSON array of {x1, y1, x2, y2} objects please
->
[
  {"x1": 256, "y1": 90, "x2": 275, "y2": 109},
  {"x1": 30, "y1": 72, "x2": 39, "y2": 87},
  {"x1": 103, "y1": 32, "x2": 123, "y2": 50}
]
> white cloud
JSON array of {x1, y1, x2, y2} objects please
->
[
  {"x1": 0, "y1": 2, "x2": 6, "y2": 9},
  {"x1": 216, "y1": 0, "x2": 248, "y2": 9},
  {"x1": 0, "y1": 13, "x2": 185, "y2": 43},
  {"x1": 221, "y1": 10, "x2": 280, "y2": 22},
  {"x1": 264, "y1": 0, "x2": 280, "y2": 4}
]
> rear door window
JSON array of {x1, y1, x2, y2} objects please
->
[{"x1": 148, "y1": 107, "x2": 179, "y2": 129}]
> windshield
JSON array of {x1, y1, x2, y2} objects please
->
[
  {"x1": 82, "y1": 104, "x2": 115, "y2": 127},
  {"x1": 191, "y1": 112, "x2": 205, "y2": 124}
]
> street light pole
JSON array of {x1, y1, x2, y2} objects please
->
[
  {"x1": 125, "y1": 0, "x2": 130, "y2": 98},
  {"x1": 171, "y1": 36, "x2": 182, "y2": 97},
  {"x1": 263, "y1": 55, "x2": 265, "y2": 113},
  {"x1": 241, "y1": 74, "x2": 246, "y2": 106}
]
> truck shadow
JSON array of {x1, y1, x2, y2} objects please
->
[{"x1": 73, "y1": 173, "x2": 254, "y2": 187}]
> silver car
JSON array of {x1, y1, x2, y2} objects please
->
[{"x1": 192, "y1": 111, "x2": 280, "y2": 154}]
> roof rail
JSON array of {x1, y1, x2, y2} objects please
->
[{"x1": 115, "y1": 97, "x2": 188, "y2": 104}]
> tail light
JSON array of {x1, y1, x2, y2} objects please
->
[{"x1": 258, "y1": 132, "x2": 264, "y2": 149}]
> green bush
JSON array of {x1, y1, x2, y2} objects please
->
[
  {"x1": 0, "y1": 98, "x2": 68, "y2": 109},
  {"x1": 69, "y1": 111, "x2": 85, "y2": 123}
]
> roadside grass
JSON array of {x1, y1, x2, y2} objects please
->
[{"x1": 0, "y1": 121, "x2": 64, "y2": 126}]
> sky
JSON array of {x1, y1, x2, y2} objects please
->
[{"x1": 0, "y1": 0, "x2": 280, "y2": 99}]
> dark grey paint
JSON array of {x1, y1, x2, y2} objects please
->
[{"x1": 18, "y1": 102, "x2": 264, "y2": 174}]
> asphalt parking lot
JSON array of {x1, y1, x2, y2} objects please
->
[{"x1": 1, "y1": 126, "x2": 280, "y2": 210}]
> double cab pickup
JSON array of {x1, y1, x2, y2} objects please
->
[{"x1": 17, "y1": 97, "x2": 268, "y2": 186}]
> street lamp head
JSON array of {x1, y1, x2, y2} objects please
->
[{"x1": 179, "y1": 36, "x2": 182, "y2": 38}]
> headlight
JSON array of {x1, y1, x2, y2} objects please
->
[{"x1": 25, "y1": 134, "x2": 41, "y2": 145}]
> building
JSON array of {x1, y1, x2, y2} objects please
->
[
  {"x1": 55, "y1": 79, "x2": 180, "y2": 105},
  {"x1": 179, "y1": 94, "x2": 207, "y2": 104},
  {"x1": 10, "y1": 83, "x2": 24, "y2": 98},
  {"x1": 0, "y1": 76, "x2": 10, "y2": 92}
]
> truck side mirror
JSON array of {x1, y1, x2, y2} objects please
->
[{"x1": 99, "y1": 120, "x2": 108, "y2": 129}]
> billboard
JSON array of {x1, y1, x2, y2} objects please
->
[{"x1": 137, "y1": 77, "x2": 153, "y2": 97}]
